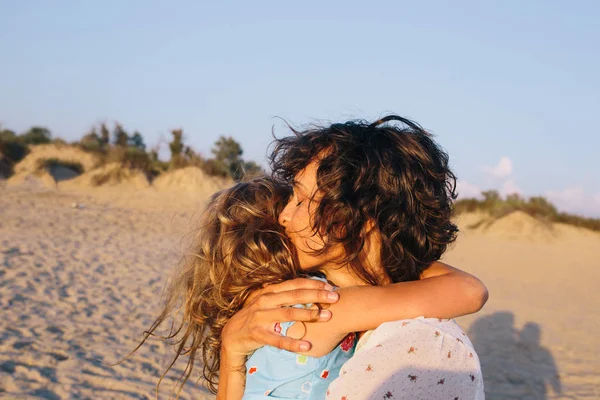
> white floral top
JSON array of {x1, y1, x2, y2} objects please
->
[{"x1": 326, "y1": 317, "x2": 485, "y2": 399}]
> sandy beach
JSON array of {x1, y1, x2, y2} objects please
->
[{"x1": 1, "y1": 182, "x2": 599, "y2": 399}]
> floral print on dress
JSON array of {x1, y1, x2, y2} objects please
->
[
  {"x1": 325, "y1": 318, "x2": 484, "y2": 400},
  {"x1": 296, "y1": 354, "x2": 308, "y2": 365},
  {"x1": 301, "y1": 381, "x2": 312, "y2": 393},
  {"x1": 340, "y1": 332, "x2": 355, "y2": 352}
]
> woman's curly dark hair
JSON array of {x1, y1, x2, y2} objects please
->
[{"x1": 270, "y1": 115, "x2": 458, "y2": 285}]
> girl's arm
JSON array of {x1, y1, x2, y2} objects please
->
[
  {"x1": 216, "y1": 349, "x2": 246, "y2": 400},
  {"x1": 289, "y1": 261, "x2": 488, "y2": 357}
]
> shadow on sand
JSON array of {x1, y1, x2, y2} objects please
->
[{"x1": 468, "y1": 311, "x2": 561, "y2": 400}]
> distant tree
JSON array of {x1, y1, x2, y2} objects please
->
[
  {"x1": 99, "y1": 123, "x2": 110, "y2": 147},
  {"x1": 168, "y1": 129, "x2": 185, "y2": 168},
  {"x1": 0, "y1": 128, "x2": 16, "y2": 141},
  {"x1": 505, "y1": 193, "x2": 524, "y2": 206},
  {"x1": 212, "y1": 136, "x2": 244, "y2": 180},
  {"x1": 526, "y1": 196, "x2": 558, "y2": 218},
  {"x1": 0, "y1": 125, "x2": 29, "y2": 166},
  {"x1": 20, "y1": 126, "x2": 52, "y2": 144},
  {"x1": 183, "y1": 145, "x2": 203, "y2": 167},
  {"x1": 169, "y1": 129, "x2": 184, "y2": 157},
  {"x1": 482, "y1": 190, "x2": 501, "y2": 203},
  {"x1": 129, "y1": 131, "x2": 146, "y2": 151},
  {"x1": 113, "y1": 123, "x2": 129, "y2": 148},
  {"x1": 80, "y1": 127, "x2": 102, "y2": 151}
]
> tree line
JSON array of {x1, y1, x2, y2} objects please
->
[
  {"x1": 0, "y1": 123, "x2": 263, "y2": 180},
  {"x1": 2, "y1": 123, "x2": 599, "y2": 232}
]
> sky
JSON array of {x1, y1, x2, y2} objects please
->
[{"x1": 1, "y1": 1, "x2": 599, "y2": 216}]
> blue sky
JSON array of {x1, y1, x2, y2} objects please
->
[{"x1": 2, "y1": 1, "x2": 599, "y2": 216}]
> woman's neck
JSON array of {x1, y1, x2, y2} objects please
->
[
  {"x1": 321, "y1": 229, "x2": 391, "y2": 288},
  {"x1": 322, "y1": 265, "x2": 369, "y2": 288}
]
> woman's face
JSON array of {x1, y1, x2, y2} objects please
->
[{"x1": 278, "y1": 160, "x2": 344, "y2": 270}]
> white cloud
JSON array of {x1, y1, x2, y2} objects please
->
[
  {"x1": 545, "y1": 186, "x2": 600, "y2": 217},
  {"x1": 500, "y1": 180, "x2": 522, "y2": 196},
  {"x1": 456, "y1": 180, "x2": 482, "y2": 199},
  {"x1": 484, "y1": 157, "x2": 513, "y2": 179},
  {"x1": 545, "y1": 186, "x2": 585, "y2": 208}
]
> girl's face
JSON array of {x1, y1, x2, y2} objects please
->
[{"x1": 278, "y1": 160, "x2": 345, "y2": 270}]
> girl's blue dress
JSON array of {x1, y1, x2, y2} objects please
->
[{"x1": 242, "y1": 277, "x2": 356, "y2": 399}]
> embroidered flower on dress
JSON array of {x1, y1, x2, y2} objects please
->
[
  {"x1": 320, "y1": 370, "x2": 329, "y2": 379},
  {"x1": 248, "y1": 366, "x2": 258, "y2": 375},
  {"x1": 340, "y1": 332, "x2": 355, "y2": 352},
  {"x1": 296, "y1": 354, "x2": 308, "y2": 365},
  {"x1": 301, "y1": 381, "x2": 312, "y2": 393}
]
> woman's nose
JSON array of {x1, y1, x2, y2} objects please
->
[{"x1": 279, "y1": 204, "x2": 290, "y2": 227}]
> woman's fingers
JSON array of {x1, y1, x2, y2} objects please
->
[
  {"x1": 260, "y1": 331, "x2": 313, "y2": 352},
  {"x1": 255, "y1": 288, "x2": 339, "y2": 308},
  {"x1": 260, "y1": 304, "x2": 332, "y2": 323},
  {"x1": 262, "y1": 278, "x2": 334, "y2": 293}
]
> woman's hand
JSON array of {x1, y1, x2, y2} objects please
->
[{"x1": 221, "y1": 278, "x2": 339, "y2": 358}]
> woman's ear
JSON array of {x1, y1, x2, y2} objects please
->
[{"x1": 364, "y1": 218, "x2": 377, "y2": 236}]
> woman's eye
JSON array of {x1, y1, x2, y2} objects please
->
[{"x1": 296, "y1": 200, "x2": 304, "y2": 207}]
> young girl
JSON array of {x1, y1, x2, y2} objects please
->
[{"x1": 137, "y1": 177, "x2": 486, "y2": 399}]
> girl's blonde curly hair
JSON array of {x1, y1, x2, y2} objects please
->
[{"x1": 131, "y1": 177, "x2": 298, "y2": 397}]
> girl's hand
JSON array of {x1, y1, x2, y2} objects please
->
[{"x1": 221, "y1": 278, "x2": 339, "y2": 358}]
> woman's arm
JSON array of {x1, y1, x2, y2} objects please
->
[{"x1": 291, "y1": 261, "x2": 488, "y2": 357}]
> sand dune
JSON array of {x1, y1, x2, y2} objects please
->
[
  {"x1": 5, "y1": 146, "x2": 230, "y2": 195},
  {"x1": 12, "y1": 144, "x2": 101, "y2": 174},
  {"x1": 7, "y1": 144, "x2": 101, "y2": 189},
  {"x1": 61, "y1": 163, "x2": 151, "y2": 189},
  {"x1": 151, "y1": 166, "x2": 231, "y2": 194},
  {"x1": 1, "y1": 186, "x2": 599, "y2": 399},
  {"x1": 463, "y1": 210, "x2": 557, "y2": 242}
]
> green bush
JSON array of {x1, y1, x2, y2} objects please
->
[
  {"x1": 0, "y1": 138, "x2": 29, "y2": 164},
  {"x1": 20, "y1": 127, "x2": 52, "y2": 145},
  {"x1": 105, "y1": 147, "x2": 152, "y2": 172}
]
